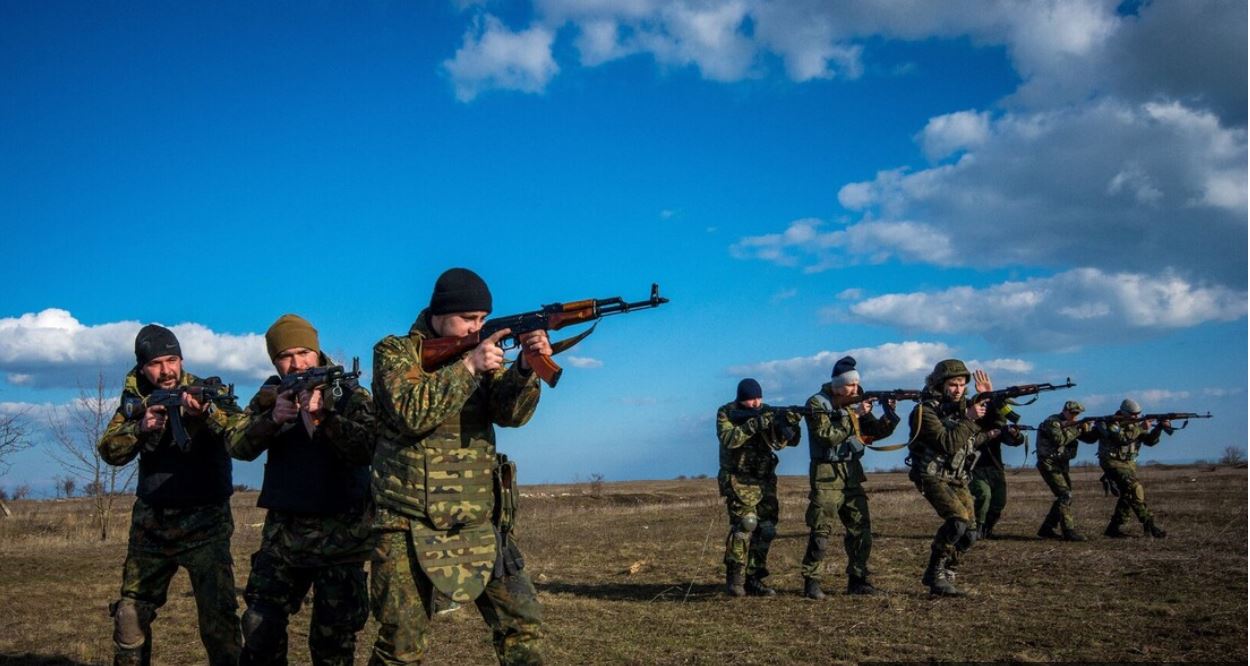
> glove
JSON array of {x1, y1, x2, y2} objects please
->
[{"x1": 783, "y1": 410, "x2": 803, "y2": 425}]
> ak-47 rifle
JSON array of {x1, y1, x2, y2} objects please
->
[
  {"x1": 972, "y1": 378, "x2": 1076, "y2": 407},
  {"x1": 724, "y1": 405, "x2": 814, "y2": 425},
  {"x1": 1080, "y1": 411, "x2": 1212, "y2": 435},
  {"x1": 831, "y1": 388, "x2": 924, "y2": 409},
  {"x1": 421, "y1": 284, "x2": 669, "y2": 388},
  {"x1": 121, "y1": 378, "x2": 236, "y2": 452},
  {"x1": 272, "y1": 358, "x2": 362, "y2": 400}
]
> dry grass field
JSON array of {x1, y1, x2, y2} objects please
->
[{"x1": 1, "y1": 463, "x2": 1245, "y2": 664}]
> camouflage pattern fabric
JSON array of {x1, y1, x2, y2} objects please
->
[
  {"x1": 716, "y1": 401, "x2": 782, "y2": 578},
  {"x1": 969, "y1": 465, "x2": 1007, "y2": 529},
  {"x1": 369, "y1": 527, "x2": 543, "y2": 666},
  {"x1": 369, "y1": 310, "x2": 543, "y2": 663},
  {"x1": 799, "y1": 385, "x2": 897, "y2": 582},
  {"x1": 99, "y1": 369, "x2": 238, "y2": 466},
  {"x1": 920, "y1": 476, "x2": 976, "y2": 560},
  {"x1": 1036, "y1": 413, "x2": 1098, "y2": 461},
  {"x1": 1100, "y1": 458, "x2": 1153, "y2": 527},
  {"x1": 1036, "y1": 457, "x2": 1078, "y2": 530},
  {"x1": 117, "y1": 499, "x2": 240, "y2": 666}
]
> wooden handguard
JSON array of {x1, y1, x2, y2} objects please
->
[
  {"x1": 420, "y1": 334, "x2": 481, "y2": 372},
  {"x1": 549, "y1": 308, "x2": 598, "y2": 330},
  {"x1": 523, "y1": 349, "x2": 562, "y2": 388}
]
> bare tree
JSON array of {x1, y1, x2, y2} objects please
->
[
  {"x1": 1219, "y1": 446, "x2": 1246, "y2": 466},
  {"x1": 1, "y1": 409, "x2": 32, "y2": 517},
  {"x1": 47, "y1": 372, "x2": 136, "y2": 540}
]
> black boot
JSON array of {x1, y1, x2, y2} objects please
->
[
  {"x1": 1061, "y1": 526, "x2": 1087, "y2": 542},
  {"x1": 802, "y1": 577, "x2": 826, "y2": 600},
  {"x1": 846, "y1": 575, "x2": 878, "y2": 596},
  {"x1": 744, "y1": 573, "x2": 776, "y2": 597},
  {"x1": 1144, "y1": 519, "x2": 1167, "y2": 538},
  {"x1": 922, "y1": 552, "x2": 964, "y2": 596},
  {"x1": 725, "y1": 564, "x2": 746, "y2": 597},
  {"x1": 1037, "y1": 523, "x2": 1061, "y2": 540},
  {"x1": 1104, "y1": 520, "x2": 1133, "y2": 538}
]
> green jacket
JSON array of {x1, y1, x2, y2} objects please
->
[
  {"x1": 1096, "y1": 420, "x2": 1163, "y2": 462},
  {"x1": 1036, "y1": 413, "x2": 1099, "y2": 461},
  {"x1": 370, "y1": 310, "x2": 540, "y2": 602},
  {"x1": 907, "y1": 395, "x2": 989, "y2": 481},
  {"x1": 716, "y1": 401, "x2": 780, "y2": 481}
]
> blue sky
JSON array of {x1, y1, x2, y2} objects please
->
[{"x1": 1, "y1": 1, "x2": 1245, "y2": 494}]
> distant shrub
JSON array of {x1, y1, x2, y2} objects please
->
[
  {"x1": 0, "y1": 487, "x2": 8, "y2": 501},
  {"x1": 675, "y1": 475, "x2": 688, "y2": 481},
  {"x1": 694, "y1": 473, "x2": 709, "y2": 480},
  {"x1": 1219, "y1": 446, "x2": 1246, "y2": 466},
  {"x1": 233, "y1": 484, "x2": 253, "y2": 492},
  {"x1": 589, "y1": 473, "x2": 605, "y2": 499},
  {"x1": 12, "y1": 484, "x2": 30, "y2": 500}
]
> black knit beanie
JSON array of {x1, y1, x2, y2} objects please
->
[
  {"x1": 736, "y1": 378, "x2": 763, "y2": 402},
  {"x1": 429, "y1": 268, "x2": 493, "y2": 315},
  {"x1": 134, "y1": 324, "x2": 182, "y2": 366}
]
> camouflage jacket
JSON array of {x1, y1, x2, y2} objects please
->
[
  {"x1": 1096, "y1": 420, "x2": 1163, "y2": 462},
  {"x1": 803, "y1": 384, "x2": 897, "y2": 488},
  {"x1": 370, "y1": 309, "x2": 540, "y2": 602},
  {"x1": 907, "y1": 395, "x2": 990, "y2": 481},
  {"x1": 255, "y1": 507, "x2": 375, "y2": 567},
  {"x1": 1036, "y1": 413, "x2": 1099, "y2": 461},
  {"x1": 99, "y1": 368, "x2": 239, "y2": 507},
  {"x1": 716, "y1": 401, "x2": 781, "y2": 482}
]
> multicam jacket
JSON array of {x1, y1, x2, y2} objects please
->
[
  {"x1": 715, "y1": 401, "x2": 780, "y2": 482},
  {"x1": 225, "y1": 355, "x2": 376, "y2": 566},
  {"x1": 804, "y1": 383, "x2": 898, "y2": 488},
  {"x1": 1036, "y1": 413, "x2": 1099, "y2": 462},
  {"x1": 99, "y1": 368, "x2": 238, "y2": 508},
  {"x1": 1096, "y1": 419, "x2": 1163, "y2": 462},
  {"x1": 370, "y1": 309, "x2": 540, "y2": 602}
]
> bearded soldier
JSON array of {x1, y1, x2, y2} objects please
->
[
  {"x1": 369, "y1": 268, "x2": 549, "y2": 665},
  {"x1": 907, "y1": 359, "x2": 1000, "y2": 597},
  {"x1": 967, "y1": 406, "x2": 1026, "y2": 540},
  {"x1": 799, "y1": 356, "x2": 897, "y2": 600},
  {"x1": 226, "y1": 314, "x2": 375, "y2": 666},
  {"x1": 716, "y1": 378, "x2": 801, "y2": 597},
  {"x1": 1035, "y1": 400, "x2": 1099, "y2": 541},
  {"x1": 1096, "y1": 399, "x2": 1171, "y2": 538},
  {"x1": 98, "y1": 324, "x2": 242, "y2": 666}
]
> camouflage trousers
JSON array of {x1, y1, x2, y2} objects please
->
[
  {"x1": 719, "y1": 472, "x2": 779, "y2": 579},
  {"x1": 114, "y1": 500, "x2": 241, "y2": 666},
  {"x1": 239, "y1": 550, "x2": 368, "y2": 666},
  {"x1": 918, "y1": 475, "x2": 976, "y2": 564},
  {"x1": 368, "y1": 529, "x2": 543, "y2": 665},
  {"x1": 801, "y1": 463, "x2": 871, "y2": 581},
  {"x1": 969, "y1": 466, "x2": 1008, "y2": 532},
  {"x1": 1101, "y1": 459, "x2": 1153, "y2": 527},
  {"x1": 1036, "y1": 457, "x2": 1078, "y2": 530}
]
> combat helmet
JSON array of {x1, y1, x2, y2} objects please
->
[{"x1": 925, "y1": 359, "x2": 971, "y2": 392}]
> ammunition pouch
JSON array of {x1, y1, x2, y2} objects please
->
[
  {"x1": 492, "y1": 454, "x2": 519, "y2": 535},
  {"x1": 493, "y1": 529, "x2": 527, "y2": 577}
]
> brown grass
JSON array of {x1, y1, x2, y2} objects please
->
[{"x1": 0, "y1": 464, "x2": 1244, "y2": 664}]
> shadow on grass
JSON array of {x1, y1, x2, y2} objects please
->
[
  {"x1": 538, "y1": 581, "x2": 724, "y2": 603},
  {"x1": 0, "y1": 656, "x2": 96, "y2": 666}
]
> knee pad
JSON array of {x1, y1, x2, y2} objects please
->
[
  {"x1": 755, "y1": 520, "x2": 777, "y2": 543},
  {"x1": 241, "y1": 606, "x2": 288, "y2": 656},
  {"x1": 111, "y1": 599, "x2": 153, "y2": 649},
  {"x1": 738, "y1": 513, "x2": 758, "y2": 533},
  {"x1": 938, "y1": 518, "x2": 968, "y2": 545},
  {"x1": 1058, "y1": 490, "x2": 1073, "y2": 505}
]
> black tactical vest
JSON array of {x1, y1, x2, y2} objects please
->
[
  {"x1": 137, "y1": 413, "x2": 233, "y2": 508},
  {"x1": 258, "y1": 419, "x2": 370, "y2": 515}
]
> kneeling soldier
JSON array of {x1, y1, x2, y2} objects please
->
[
  {"x1": 98, "y1": 325, "x2": 243, "y2": 666},
  {"x1": 227, "y1": 315, "x2": 376, "y2": 666},
  {"x1": 800, "y1": 356, "x2": 898, "y2": 599}
]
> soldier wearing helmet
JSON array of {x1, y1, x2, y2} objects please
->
[
  {"x1": 906, "y1": 359, "x2": 1001, "y2": 596},
  {"x1": 1095, "y1": 398, "x2": 1172, "y2": 538},
  {"x1": 1035, "y1": 399, "x2": 1100, "y2": 541}
]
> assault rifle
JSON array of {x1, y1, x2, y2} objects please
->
[
  {"x1": 1080, "y1": 411, "x2": 1212, "y2": 434},
  {"x1": 725, "y1": 405, "x2": 814, "y2": 425},
  {"x1": 272, "y1": 358, "x2": 361, "y2": 400},
  {"x1": 421, "y1": 284, "x2": 669, "y2": 388},
  {"x1": 831, "y1": 388, "x2": 924, "y2": 409},
  {"x1": 121, "y1": 378, "x2": 236, "y2": 452},
  {"x1": 972, "y1": 378, "x2": 1075, "y2": 407}
]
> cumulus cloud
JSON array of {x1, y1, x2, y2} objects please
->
[
  {"x1": 442, "y1": 15, "x2": 559, "y2": 102},
  {"x1": 842, "y1": 268, "x2": 1246, "y2": 351},
  {"x1": 918, "y1": 109, "x2": 990, "y2": 161},
  {"x1": 0, "y1": 309, "x2": 271, "y2": 389}
]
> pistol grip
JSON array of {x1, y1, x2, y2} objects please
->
[
  {"x1": 523, "y1": 350, "x2": 562, "y2": 388},
  {"x1": 168, "y1": 408, "x2": 192, "y2": 452}
]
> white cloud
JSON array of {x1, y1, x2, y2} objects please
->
[
  {"x1": 843, "y1": 268, "x2": 1247, "y2": 351},
  {"x1": 564, "y1": 356, "x2": 603, "y2": 369},
  {"x1": 918, "y1": 109, "x2": 990, "y2": 161},
  {"x1": 727, "y1": 340, "x2": 954, "y2": 396},
  {"x1": 0, "y1": 309, "x2": 272, "y2": 389},
  {"x1": 738, "y1": 101, "x2": 1245, "y2": 283},
  {"x1": 442, "y1": 15, "x2": 559, "y2": 102}
]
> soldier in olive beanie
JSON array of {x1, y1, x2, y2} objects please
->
[{"x1": 265, "y1": 314, "x2": 320, "y2": 362}]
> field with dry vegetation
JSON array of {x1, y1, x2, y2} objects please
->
[{"x1": 1, "y1": 463, "x2": 1245, "y2": 664}]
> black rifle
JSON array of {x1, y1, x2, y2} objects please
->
[
  {"x1": 725, "y1": 405, "x2": 815, "y2": 425},
  {"x1": 122, "y1": 378, "x2": 236, "y2": 452},
  {"x1": 274, "y1": 358, "x2": 361, "y2": 400},
  {"x1": 972, "y1": 378, "x2": 1076, "y2": 406}
]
